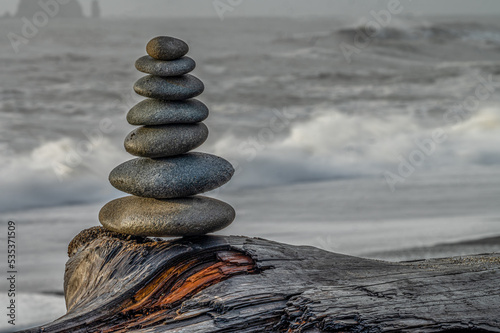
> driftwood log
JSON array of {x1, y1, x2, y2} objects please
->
[{"x1": 20, "y1": 227, "x2": 500, "y2": 333}]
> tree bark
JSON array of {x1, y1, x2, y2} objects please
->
[{"x1": 19, "y1": 227, "x2": 500, "y2": 333}]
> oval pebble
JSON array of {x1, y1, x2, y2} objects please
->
[
  {"x1": 109, "y1": 153, "x2": 234, "y2": 198},
  {"x1": 124, "y1": 123, "x2": 208, "y2": 158},
  {"x1": 134, "y1": 75, "x2": 204, "y2": 100},
  {"x1": 147, "y1": 36, "x2": 189, "y2": 61},
  {"x1": 135, "y1": 56, "x2": 195, "y2": 77},
  {"x1": 127, "y1": 99, "x2": 209, "y2": 125},
  {"x1": 99, "y1": 195, "x2": 235, "y2": 237}
]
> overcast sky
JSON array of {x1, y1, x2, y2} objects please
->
[{"x1": 2, "y1": 0, "x2": 500, "y2": 18}]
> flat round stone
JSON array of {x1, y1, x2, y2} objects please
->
[
  {"x1": 134, "y1": 75, "x2": 204, "y2": 100},
  {"x1": 127, "y1": 99, "x2": 209, "y2": 125},
  {"x1": 135, "y1": 56, "x2": 195, "y2": 76},
  {"x1": 99, "y1": 195, "x2": 235, "y2": 237},
  {"x1": 146, "y1": 36, "x2": 189, "y2": 61},
  {"x1": 124, "y1": 123, "x2": 209, "y2": 158},
  {"x1": 109, "y1": 153, "x2": 234, "y2": 198}
]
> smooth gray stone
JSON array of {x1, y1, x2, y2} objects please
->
[
  {"x1": 134, "y1": 75, "x2": 204, "y2": 100},
  {"x1": 124, "y1": 123, "x2": 209, "y2": 158},
  {"x1": 127, "y1": 99, "x2": 209, "y2": 125},
  {"x1": 99, "y1": 195, "x2": 235, "y2": 237},
  {"x1": 146, "y1": 36, "x2": 189, "y2": 61},
  {"x1": 109, "y1": 153, "x2": 234, "y2": 198},
  {"x1": 135, "y1": 56, "x2": 195, "y2": 77}
]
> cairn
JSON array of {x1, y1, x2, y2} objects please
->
[{"x1": 99, "y1": 36, "x2": 235, "y2": 237}]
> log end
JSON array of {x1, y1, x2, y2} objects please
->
[{"x1": 67, "y1": 226, "x2": 156, "y2": 257}]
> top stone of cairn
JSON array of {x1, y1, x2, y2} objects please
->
[{"x1": 146, "y1": 36, "x2": 189, "y2": 61}]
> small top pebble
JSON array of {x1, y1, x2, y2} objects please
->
[{"x1": 147, "y1": 36, "x2": 189, "y2": 61}]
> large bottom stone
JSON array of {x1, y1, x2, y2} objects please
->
[{"x1": 99, "y1": 195, "x2": 235, "y2": 237}]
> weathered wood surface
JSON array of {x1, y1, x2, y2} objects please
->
[{"x1": 20, "y1": 227, "x2": 500, "y2": 333}]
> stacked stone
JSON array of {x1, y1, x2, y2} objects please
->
[{"x1": 99, "y1": 36, "x2": 235, "y2": 237}]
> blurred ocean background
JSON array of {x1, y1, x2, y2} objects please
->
[{"x1": 1, "y1": 6, "x2": 500, "y2": 330}]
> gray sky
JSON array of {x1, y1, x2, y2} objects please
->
[{"x1": 2, "y1": 0, "x2": 500, "y2": 18}]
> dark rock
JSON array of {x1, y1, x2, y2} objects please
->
[
  {"x1": 124, "y1": 123, "x2": 209, "y2": 158},
  {"x1": 127, "y1": 99, "x2": 209, "y2": 125},
  {"x1": 134, "y1": 75, "x2": 204, "y2": 100},
  {"x1": 146, "y1": 36, "x2": 189, "y2": 61},
  {"x1": 135, "y1": 56, "x2": 195, "y2": 77},
  {"x1": 109, "y1": 153, "x2": 234, "y2": 198},
  {"x1": 91, "y1": 0, "x2": 100, "y2": 18},
  {"x1": 15, "y1": 0, "x2": 84, "y2": 18},
  {"x1": 99, "y1": 195, "x2": 235, "y2": 237}
]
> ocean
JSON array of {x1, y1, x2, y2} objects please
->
[{"x1": 1, "y1": 15, "x2": 500, "y2": 330}]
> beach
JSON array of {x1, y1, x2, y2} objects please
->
[{"x1": 1, "y1": 15, "x2": 500, "y2": 330}]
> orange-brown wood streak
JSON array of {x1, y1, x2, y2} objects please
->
[
  {"x1": 121, "y1": 257, "x2": 201, "y2": 312},
  {"x1": 101, "y1": 250, "x2": 257, "y2": 332}
]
